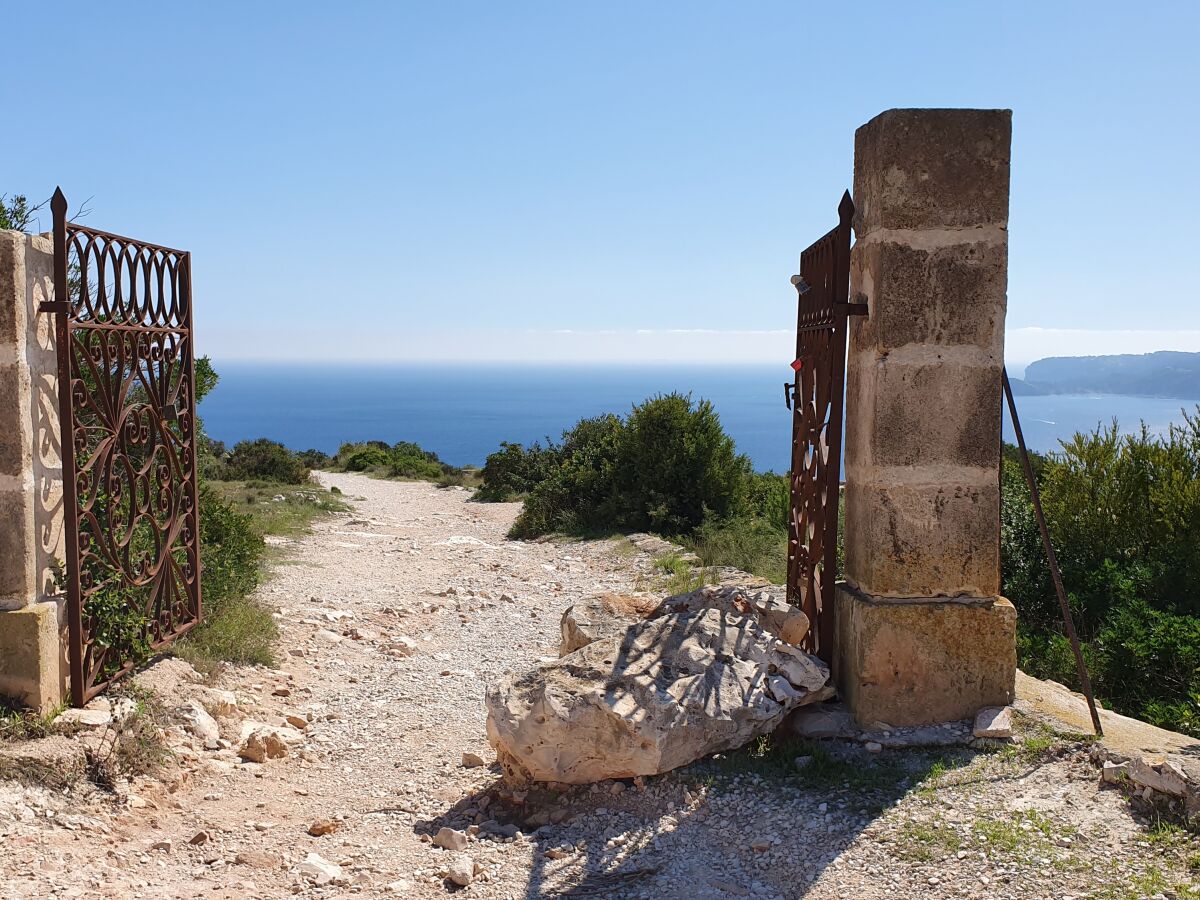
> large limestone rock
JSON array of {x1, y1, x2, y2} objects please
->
[
  {"x1": 487, "y1": 607, "x2": 829, "y2": 784},
  {"x1": 559, "y1": 595, "x2": 653, "y2": 656},
  {"x1": 559, "y1": 586, "x2": 812, "y2": 658},
  {"x1": 654, "y1": 586, "x2": 810, "y2": 647}
]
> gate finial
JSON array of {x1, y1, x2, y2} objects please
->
[
  {"x1": 51, "y1": 187, "x2": 67, "y2": 217},
  {"x1": 838, "y1": 189, "x2": 854, "y2": 223}
]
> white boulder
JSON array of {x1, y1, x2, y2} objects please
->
[{"x1": 487, "y1": 606, "x2": 829, "y2": 784}]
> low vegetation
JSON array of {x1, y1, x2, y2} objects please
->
[
  {"x1": 1003, "y1": 411, "x2": 1200, "y2": 737},
  {"x1": 480, "y1": 390, "x2": 1200, "y2": 739}
]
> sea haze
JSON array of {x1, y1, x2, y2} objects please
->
[{"x1": 198, "y1": 363, "x2": 1198, "y2": 473}]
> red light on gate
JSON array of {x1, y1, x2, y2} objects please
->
[{"x1": 791, "y1": 359, "x2": 804, "y2": 372}]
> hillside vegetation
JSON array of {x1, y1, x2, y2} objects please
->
[{"x1": 479, "y1": 395, "x2": 1200, "y2": 738}]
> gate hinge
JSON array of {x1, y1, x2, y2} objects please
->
[
  {"x1": 39, "y1": 301, "x2": 68, "y2": 314},
  {"x1": 839, "y1": 301, "x2": 869, "y2": 316}
]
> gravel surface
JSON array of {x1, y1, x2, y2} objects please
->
[{"x1": 0, "y1": 472, "x2": 1196, "y2": 899}]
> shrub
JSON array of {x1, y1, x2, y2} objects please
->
[
  {"x1": 508, "y1": 395, "x2": 750, "y2": 539},
  {"x1": 510, "y1": 414, "x2": 625, "y2": 537},
  {"x1": 614, "y1": 394, "x2": 750, "y2": 534},
  {"x1": 296, "y1": 448, "x2": 332, "y2": 469},
  {"x1": 340, "y1": 445, "x2": 391, "y2": 472},
  {"x1": 476, "y1": 441, "x2": 561, "y2": 501},
  {"x1": 225, "y1": 438, "x2": 310, "y2": 484},
  {"x1": 177, "y1": 483, "x2": 275, "y2": 670},
  {"x1": 1003, "y1": 408, "x2": 1200, "y2": 736},
  {"x1": 331, "y1": 440, "x2": 461, "y2": 483}
]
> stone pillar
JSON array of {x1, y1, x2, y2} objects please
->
[
  {"x1": 0, "y1": 229, "x2": 66, "y2": 712},
  {"x1": 833, "y1": 109, "x2": 1017, "y2": 726}
]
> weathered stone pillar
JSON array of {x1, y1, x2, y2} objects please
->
[
  {"x1": 0, "y1": 230, "x2": 66, "y2": 711},
  {"x1": 834, "y1": 109, "x2": 1017, "y2": 726}
]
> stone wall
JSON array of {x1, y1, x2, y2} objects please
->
[{"x1": 0, "y1": 229, "x2": 66, "y2": 711}]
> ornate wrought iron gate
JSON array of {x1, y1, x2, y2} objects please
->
[
  {"x1": 44, "y1": 188, "x2": 202, "y2": 705},
  {"x1": 784, "y1": 192, "x2": 863, "y2": 661}
]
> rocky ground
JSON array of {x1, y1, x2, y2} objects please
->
[{"x1": 0, "y1": 472, "x2": 1197, "y2": 899}]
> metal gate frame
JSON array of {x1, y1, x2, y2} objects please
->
[
  {"x1": 43, "y1": 188, "x2": 202, "y2": 706},
  {"x1": 784, "y1": 191, "x2": 865, "y2": 661}
]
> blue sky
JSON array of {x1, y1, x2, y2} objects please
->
[{"x1": 5, "y1": 1, "x2": 1198, "y2": 367}]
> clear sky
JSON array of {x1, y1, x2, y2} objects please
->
[{"x1": 5, "y1": 1, "x2": 1198, "y2": 368}]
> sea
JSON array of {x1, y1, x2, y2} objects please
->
[{"x1": 197, "y1": 363, "x2": 1198, "y2": 474}]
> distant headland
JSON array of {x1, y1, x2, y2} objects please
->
[{"x1": 1009, "y1": 350, "x2": 1200, "y2": 399}]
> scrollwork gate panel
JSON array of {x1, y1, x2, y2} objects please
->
[
  {"x1": 785, "y1": 192, "x2": 862, "y2": 662},
  {"x1": 45, "y1": 188, "x2": 202, "y2": 705}
]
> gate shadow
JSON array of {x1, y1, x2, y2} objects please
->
[{"x1": 415, "y1": 608, "x2": 979, "y2": 898}]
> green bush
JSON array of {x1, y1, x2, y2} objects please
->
[
  {"x1": 296, "y1": 448, "x2": 332, "y2": 469},
  {"x1": 507, "y1": 395, "x2": 750, "y2": 539},
  {"x1": 178, "y1": 482, "x2": 275, "y2": 670},
  {"x1": 340, "y1": 445, "x2": 391, "y2": 472},
  {"x1": 476, "y1": 441, "x2": 562, "y2": 501},
  {"x1": 331, "y1": 440, "x2": 461, "y2": 484},
  {"x1": 614, "y1": 394, "x2": 750, "y2": 534},
  {"x1": 225, "y1": 438, "x2": 310, "y2": 484},
  {"x1": 1003, "y1": 408, "x2": 1200, "y2": 736}
]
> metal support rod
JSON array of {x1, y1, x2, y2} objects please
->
[{"x1": 1001, "y1": 368, "x2": 1103, "y2": 736}]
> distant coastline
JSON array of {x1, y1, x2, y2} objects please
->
[{"x1": 1009, "y1": 350, "x2": 1200, "y2": 399}]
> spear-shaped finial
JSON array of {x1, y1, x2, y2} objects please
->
[{"x1": 51, "y1": 186, "x2": 67, "y2": 219}]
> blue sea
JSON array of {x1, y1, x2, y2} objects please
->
[{"x1": 198, "y1": 363, "x2": 1197, "y2": 473}]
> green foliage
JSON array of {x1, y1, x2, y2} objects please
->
[
  {"x1": 687, "y1": 516, "x2": 789, "y2": 585},
  {"x1": 224, "y1": 438, "x2": 311, "y2": 484},
  {"x1": 615, "y1": 394, "x2": 749, "y2": 534},
  {"x1": 331, "y1": 440, "x2": 462, "y2": 483},
  {"x1": 476, "y1": 441, "x2": 561, "y2": 501},
  {"x1": 506, "y1": 395, "x2": 750, "y2": 539},
  {"x1": 1003, "y1": 409, "x2": 1200, "y2": 736},
  {"x1": 177, "y1": 482, "x2": 274, "y2": 670},
  {"x1": 0, "y1": 193, "x2": 43, "y2": 232},
  {"x1": 296, "y1": 448, "x2": 332, "y2": 469}
]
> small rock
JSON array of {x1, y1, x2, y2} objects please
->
[
  {"x1": 433, "y1": 826, "x2": 469, "y2": 851},
  {"x1": 461, "y1": 752, "x2": 486, "y2": 768},
  {"x1": 447, "y1": 854, "x2": 474, "y2": 887},
  {"x1": 236, "y1": 850, "x2": 280, "y2": 869},
  {"x1": 175, "y1": 701, "x2": 220, "y2": 743},
  {"x1": 56, "y1": 708, "x2": 111, "y2": 728},
  {"x1": 750, "y1": 838, "x2": 772, "y2": 852},
  {"x1": 285, "y1": 714, "x2": 309, "y2": 731},
  {"x1": 308, "y1": 819, "x2": 342, "y2": 837},
  {"x1": 151, "y1": 840, "x2": 173, "y2": 853},
  {"x1": 1101, "y1": 761, "x2": 1128, "y2": 784},
  {"x1": 189, "y1": 830, "x2": 210, "y2": 845},
  {"x1": 794, "y1": 755, "x2": 813, "y2": 770},
  {"x1": 972, "y1": 706, "x2": 1014, "y2": 740},
  {"x1": 865, "y1": 741, "x2": 883, "y2": 753},
  {"x1": 297, "y1": 852, "x2": 343, "y2": 886}
]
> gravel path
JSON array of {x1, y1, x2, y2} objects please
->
[{"x1": 1, "y1": 472, "x2": 1196, "y2": 899}]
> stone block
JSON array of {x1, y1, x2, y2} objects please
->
[
  {"x1": 849, "y1": 238, "x2": 1007, "y2": 354},
  {"x1": 0, "y1": 490, "x2": 35, "y2": 602},
  {"x1": 0, "y1": 601, "x2": 65, "y2": 712},
  {"x1": 0, "y1": 364, "x2": 30, "y2": 476},
  {"x1": 843, "y1": 355, "x2": 1002, "y2": 472},
  {"x1": 844, "y1": 479, "x2": 1001, "y2": 598},
  {"x1": 833, "y1": 582, "x2": 1016, "y2": 726},
  {"x1": 0, "y1": 231, "x2": 23, "y2": 347},
  {"x1": 853, "y1": 108, "x2": 1012, "y2": 233}
]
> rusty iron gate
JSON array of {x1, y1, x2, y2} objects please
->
[
  {"x1": 784, "y1": 192, "x2": 864, "y2": 661},
  {"x1": 43, "y1": 188, "x2": 202, "y2": 706}
]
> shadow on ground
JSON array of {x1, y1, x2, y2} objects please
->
[{"x1": 416, "y1": 735, "x2": 981, "y2": 898}]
